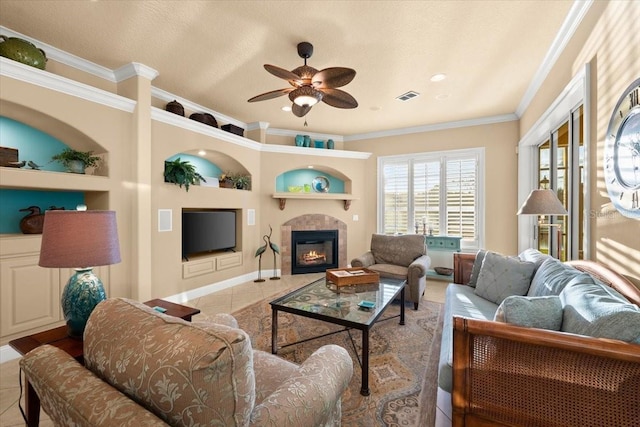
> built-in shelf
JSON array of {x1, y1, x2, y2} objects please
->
[
  {"x1": 0, "y1": 168, "x2": 110, "y2": 191},
  {"x1": 272, "y1": 192, "x2": 358, "y2": 211}
]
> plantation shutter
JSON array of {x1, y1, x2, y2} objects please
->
[
  {"x1": 413, "y1": 160, "x2": 441, "y2": 234},
  {"x1": 445, "y1": 157, "x2": 477, "y2": 241},
  {"x1": 382, "y1": 160, "x2": 409, "y2": 234},
  {"x1": 379, "y1": 149, "x2": 481, "y2": 248}
]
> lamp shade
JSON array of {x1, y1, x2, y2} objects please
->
[
  {"x1": 39, "y1": 210, "x2": 121, "y2": 268},
  {"x1": 517, "y1": 189, "x2": 568, "y2": 216}
]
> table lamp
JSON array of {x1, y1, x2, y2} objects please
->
[
  {"x1": 39, "y1": 210, "x2": 121, "y2": 338},
  {"x1": 517, "y1": 189, "x2": 568, "y2": 258}
]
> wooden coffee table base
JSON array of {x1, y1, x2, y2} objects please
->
[{"x1": 9, "y1": 299, "x2": 200, "y2": 427}]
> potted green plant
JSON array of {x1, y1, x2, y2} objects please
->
[
  {"x1": 164, "y1": 158, "x2": 205, "y2": 192},
  {"x1": 218, "y1": 171, "x2": 250, "y2": 190},
  {"x1": 230, "y1": 173, "x2": 251, "y2": 190},
  {"x1": 51, "y1": 148, "x2": 101, "y2": 174}
]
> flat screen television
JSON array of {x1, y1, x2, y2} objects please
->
[{"x1": 182, "y1": 210, "x2": 236, "y2": 260}]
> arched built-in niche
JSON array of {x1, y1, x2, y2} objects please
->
[
  {"x1": 273, "y1": 165, "x2": 356, "y2": 210},
  {"x1": 0, "y1": 100, "x2": 107, "y2": 157},
  {"x1": 0, "y1": 111, "x2": 111, "y2": 233},
  {"x1": 164, "y1": 149, "x2": 252, "y2": 190}
]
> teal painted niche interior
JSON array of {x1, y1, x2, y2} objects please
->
[
  {"x1": 276, "y1": 169, "x2": 344, "y2": 193},
  {"x1": 166, "y1": 153, "x2": 222, "y2": 180},
  {"x1": 1, "y1": 116, "x2": 72, "y2": 172},
  {"x1": 0, "y1": 190, "x2": 85, "y2": 234}
]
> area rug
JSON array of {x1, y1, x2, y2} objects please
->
[{"x1": 233, "y1": 293, "x2": 444, "y2": 427}]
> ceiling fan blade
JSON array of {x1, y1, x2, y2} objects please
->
[
  {"x1": 248, "y1": 88, "x2": 294, "y2": 103},
  {"x1": 312, "y1": 67, "x2": 356, "y2": 89},
  {"x1": 320, "y1": 88, "x2": 358, "y2": 109},
  {"x1": 264, "y1": 64, "x2": 302, "y2": 84},
  {"x1": 292, "y1": 103, "x2": 312, "y2": 117}
]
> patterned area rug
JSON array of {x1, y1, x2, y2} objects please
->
[{"x1": 233, "y1": 292, "x2": 444, "y2": 426}]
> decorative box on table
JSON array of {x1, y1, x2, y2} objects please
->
[
  {"x1": 0, "y1": 147, "x2": 19, "y2": 166},
  {"x1": 326, "y1": 267, "x2": 380, "y2": 287},
  {"x1": 221, "y1": 124, "x2": 244, "y2": 136}
]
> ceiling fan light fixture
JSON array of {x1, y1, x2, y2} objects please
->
[{"x1": 290, "y1": 87, "x2": 323, "y2": 107}]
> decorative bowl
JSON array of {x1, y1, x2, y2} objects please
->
[
  {"x1": 287, "y1": 186, "x2": 303, "y2": 193},
  {"x1": 434, "y1": 267, "x2": 453, "y2": 276}
]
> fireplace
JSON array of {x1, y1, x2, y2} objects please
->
[{"x1": 291, "y1": 230, "x2": 339, "y2": 274}]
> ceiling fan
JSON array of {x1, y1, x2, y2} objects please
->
[{"x1": 248, "y1": 42, "x2": 358, "y2": 118}]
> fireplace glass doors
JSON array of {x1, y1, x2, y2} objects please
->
[{"x1": 291, "y1": 230, "x2": 338, "y2": 274}]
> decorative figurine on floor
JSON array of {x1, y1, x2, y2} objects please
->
[
  {"x1": 264, "y1": 225, "x2": 281, "y2": 280},
  {"x1": 254, "y1": 234, "x2": 268, "y2": 283}
]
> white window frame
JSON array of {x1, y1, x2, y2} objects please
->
[
  {"x1": 517, "y1": 64, "x2": 590, "y2": 258},
  {"x1": 377, "y1": 147, "x2": 485, "y2": 250}
]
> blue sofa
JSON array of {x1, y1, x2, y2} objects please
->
[{"x1": 437, "y1": 249, "x2": 640, "y2": 426}]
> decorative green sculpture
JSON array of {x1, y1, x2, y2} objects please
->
[{"x1": 0, "y1": 35, "x2": 47, "y2": 70}]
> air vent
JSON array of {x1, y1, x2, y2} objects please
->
[{"x1": 396, "y1": 91, "x2": 420, "y2": 101}]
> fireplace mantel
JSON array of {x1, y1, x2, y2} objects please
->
[{"x1": 272, "y1": 193, "x2": 358, "y2": 211}]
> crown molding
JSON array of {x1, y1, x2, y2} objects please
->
[
  {"x1": 260, "y1": 143, "x2": 370, "y2": 159},
  {"x1": 515, "y1": 0, "x2": 593, "y2": 117},
  {"x1": 267, "y1": 127, "x2": 344, "y2": 143},
  {"x1": 246, "y1": 121, "x2": 270, "y2": 131},
  {"x1": 151, "y1": 107, "x2": 370, "y2": 158},
  {"x1": 344, "y1": 114, "x2": 518, "y2": 142},
  {"x1": 150, "y1": 86, "x2": 245, "y2": 128},
  {"x1": 0, "y1": 57, "x2": 136, "y2": 112},
  {"x1": 151, "y1": 107, "x2": 258, "y2": 149},
  {"x1": 0, "y1": 25, "x2": 117, "y2": 82},
  {"x1": 114, "y1": 62, "x2": 159, "y2": 82}
]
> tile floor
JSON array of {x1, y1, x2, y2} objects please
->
[{"x1": 0, "y1": 275, "x2": 448, "y2": 427}]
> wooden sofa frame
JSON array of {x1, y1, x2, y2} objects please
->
[{"x1": 450, "y1": 253, "x2": 640, "y2": 427}]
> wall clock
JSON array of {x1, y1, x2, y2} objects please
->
[{"x1": 604, "y1": 78, "x2": 640, "y2": 219}]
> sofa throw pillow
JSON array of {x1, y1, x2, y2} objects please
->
[
  {"x1": 518, "y1": 248, "x2": 551, "y2": 271},
  {"x1": 467, "y1": 249, "x2": 486, "y2": 288},
  {"x1": 474, "y1": 251, "x2": 536, "y2": 305},
  {"x1": 527, "y1": 257, "x2": 580, "y2": 297},
  {"x1": 494, "y1": 295, "x2": 563, "y2": 330},
  {"x1": 560, "y1": 279, "x2": 640, "y2": 343}
]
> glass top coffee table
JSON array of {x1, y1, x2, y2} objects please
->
[{"x1": 270, "y1": 276, "x2": 406, "y2": 396}]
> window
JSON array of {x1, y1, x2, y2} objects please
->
[
  {"x1": 518, "y1": 66, "x2": 589, "y2": 259},
  {"x1": 378, "y1": 148, "x2": 484, "y2": 250}
]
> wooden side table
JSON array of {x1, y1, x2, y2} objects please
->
[{"x1": 8, "y1": 299, "x2": 201, "y2": 427}]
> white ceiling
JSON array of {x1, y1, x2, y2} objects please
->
[{"x1": 0, "y1": 0, "x2": 578, "y2": 136}]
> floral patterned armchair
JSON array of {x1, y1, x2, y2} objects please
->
[{"x1": 19, "y1": 298, "x2": 353, "y2": 427}]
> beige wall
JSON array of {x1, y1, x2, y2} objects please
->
[
  {"x1": 345, "y1": 120, "x2": 520, "y2": 256},
  {"x1": 520, "y1": 1, "x2": 640, "y2": 283}
]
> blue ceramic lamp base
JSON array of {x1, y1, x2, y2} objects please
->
[{"x1": 61, "y1": 268, "x2": 107, "y2": 338}]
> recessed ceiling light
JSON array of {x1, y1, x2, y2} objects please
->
[
  {"x1": 198, "y1": 150, "x2": 206, "y2": 156},
  {"x1": 308, "y1": 165, "x2": 314, "y2": 169},
  {"x1": 281, "y1": 105, "x2": 292, "y2": 112},
  {"x1": 435, "y1": 93, "x2": 451, "y2": 100},
  {"x1": 430, "y1": 73, "x2": 447, "y2": 82}
]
